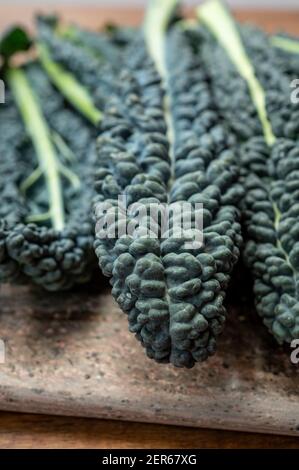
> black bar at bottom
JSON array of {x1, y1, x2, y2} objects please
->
[{"x1": 0, "y1": 449, "x2": 298, "y2": 466}]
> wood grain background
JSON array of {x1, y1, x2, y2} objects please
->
[{"x1": 1, "y1": 412, "x2": 299, "y2": 449}]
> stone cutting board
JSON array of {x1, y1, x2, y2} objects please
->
[{"x1": 0, "y1": 281, "x2": 298, "y2": 436}]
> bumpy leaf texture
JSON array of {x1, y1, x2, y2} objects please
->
[
  {"x1": 0, "y1": 64, "x2": 97, "y2": 290},
  {"x1": 199, "y1": 2, "x2": 299, "y2": 343},
  {"x1": 36, "y1": 16, "x2": 126, "y2": 111},
  {"x1": 93, "y1": 25, "x2": 243, "y2": 367}
]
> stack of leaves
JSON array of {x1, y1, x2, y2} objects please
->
[
  {"x1": 0, "y1": 21, "x2": 118, "y2": 290},
  {"x1": 2, "y1": 0, "x2": 299, "y2": 367}
]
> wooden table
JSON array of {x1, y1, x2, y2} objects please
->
[
  {"x1": 0, "y1": 412, "x2": 299, "y2": 449},
  {"x1": 1, "y1": 5, "x2": 299, "y2": 449}
]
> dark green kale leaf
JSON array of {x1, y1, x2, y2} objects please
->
[
  {"x1": 0, "y1": 64, "x2": 98, "y2": 290},
  {"x1": 0, "y1": 14, "x2": 123, "y2": 290},
  {"x1": 93, "y1": 0, "x2": 243, "y2": 367},
  {"x1": 198, "y1": 0, "x2": 299, "y2": 343}
]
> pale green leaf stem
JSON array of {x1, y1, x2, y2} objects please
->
[
  {"x1": 37, "y1": 42, "x2": 102, "y2": 126},
  {"x1": 8, "y1": 67, "x2": 65, "y2": 230}
]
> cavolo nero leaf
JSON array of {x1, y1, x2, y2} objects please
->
[
  {"x1": 93, "y1": 0, "x2": 243, "y2": 367},
  {"x1": 1, "y1": 61, "x2": 98, "y2": 290},
  {"x1": 197, "y1": 0, "x2": 299, "y2": 343},
  {"x1": 0, "y1": 18, "x2": 118, "y2": 290}
]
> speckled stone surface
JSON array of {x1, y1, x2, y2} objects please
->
[{"x1": 0, "y1": 280, "x2": 298, "y2": 436}]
